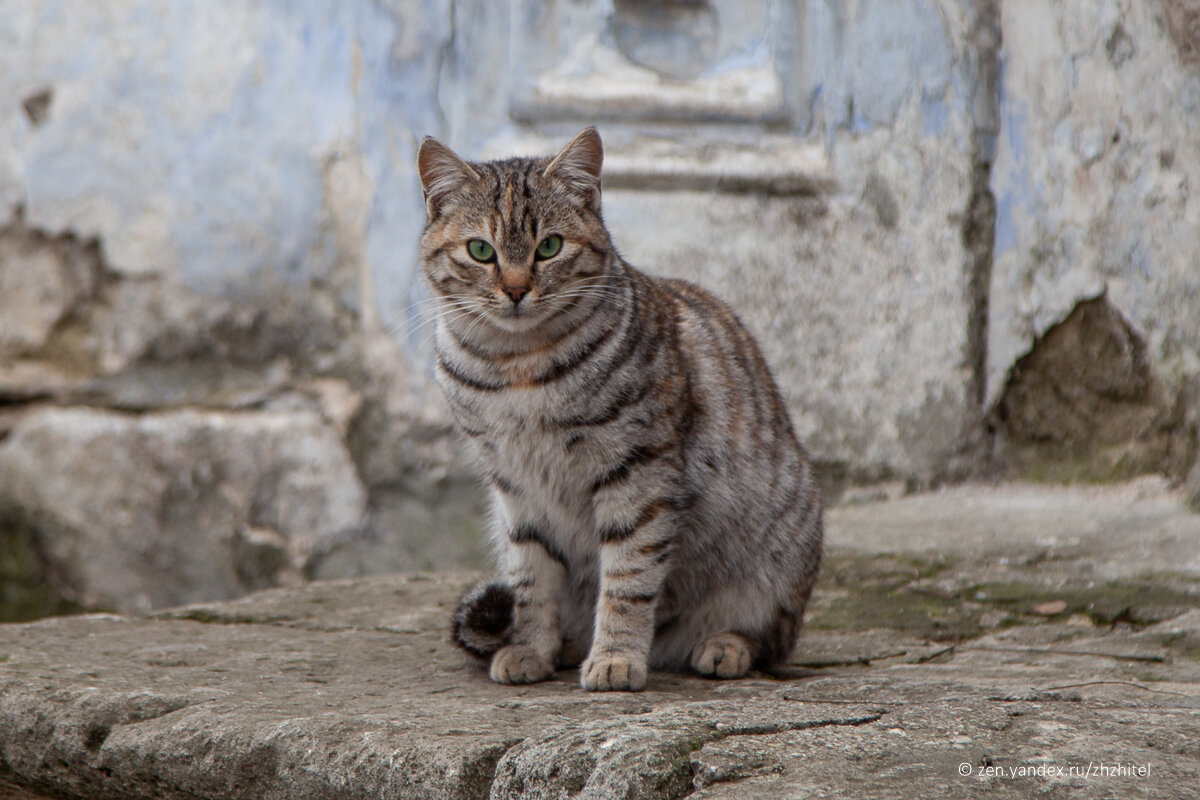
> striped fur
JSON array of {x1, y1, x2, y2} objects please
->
[{"x1": 418, "y1": 128, "x2": 823, "y2": 691}]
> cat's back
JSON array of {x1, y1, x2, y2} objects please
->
[
  {"x1": 646, "y1": 269, "x2": 819, "y2": 536},
  {"x1": 643, "y1": 270, "x2": 809, "y2": 477}
]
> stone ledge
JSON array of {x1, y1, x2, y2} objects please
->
[
  {"x1": 484, "y1": 135, "x2": 833, "y2": 196},
  {"x1": 1, "y1": 483, "x2": 1199, "y2": 799}
]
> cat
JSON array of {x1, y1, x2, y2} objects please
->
[{"x1": 417, "y1": 127, "x2": 822, "y2": 691}]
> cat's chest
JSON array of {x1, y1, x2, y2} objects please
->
[{"x1": 474, "y1": 420, "x2": 594, "y2": 506}]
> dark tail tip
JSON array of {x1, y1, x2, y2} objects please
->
[{"x1": 451, "y1": 581, "x2": 515, "y2": 660}]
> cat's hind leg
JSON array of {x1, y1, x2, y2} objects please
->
[
  {"x1": 690, "y1": 632, "x2": 753, "y2": 678},
  {"x1": 651, "y1": 574, "x2": 810, "y2": 677}
]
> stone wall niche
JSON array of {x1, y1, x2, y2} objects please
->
[
  {"x1": 611, "y1": 0, "x2": 718, "y2": 81},
  {"x1": 509, "y1": 0, "x2": 797, "y2": 124}
]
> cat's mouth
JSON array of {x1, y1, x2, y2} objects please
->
[{"x1": 488, "y1": 302, "x2": 545, "y2": 332}]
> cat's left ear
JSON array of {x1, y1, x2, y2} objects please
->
[{"x1": 544, "y1": 127, "x2": 603, "y2": 209}]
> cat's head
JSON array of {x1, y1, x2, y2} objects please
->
[{"x1": 417, "y1": 128, "x2": 612, "y2": 334}]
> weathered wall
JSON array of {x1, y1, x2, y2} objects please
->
[
  {"x1": 988, "y1": 0, "x2": 1200, "y2": 485},
  {"x1": 0, "y1": 0, "x2": 483, "y2": 616},
  {"x1": 484, "y1": 0, "x2": 999, "y2": 484},
  {"x1": 1, "y1": 0, "x2": 1198, "y2": 616}
]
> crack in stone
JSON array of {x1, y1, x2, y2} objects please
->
[
  {"x1": 667, "y1": 712, "x2": 888, "y2": 799},
  {"x1": 714, "y1": 711, "x2": 887, "y2": 738},
  {"x1": 962, "y1": 0, "x2": 1002, "y2": 477},
  {"x1": 464, "y1": 736, "x2": 525, "y2": 800},
  {"x1": 77, "y1": 695, "x2": 197, "y2": 757}
]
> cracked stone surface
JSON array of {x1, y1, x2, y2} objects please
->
[{"x1": 1, "y1": 482, "x2": 1199, "y2": 799}]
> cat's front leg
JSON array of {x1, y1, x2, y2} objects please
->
[
  {"x1": 583, "y1": 478, "x2": 680, "y2": 691},
  {"x1": 491, "y1": 520, "x2": 568, "y2": 684}
]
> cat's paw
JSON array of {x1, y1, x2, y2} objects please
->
[
  {"x1": 580, "y1": 653, "x2": 648, "y2": 691},
  {"x1": 489, "y1": 644, "x2": 554, "y2": 684},
  {"x1": 690, "y1": 632, "x2": 752, "y2": 679}
]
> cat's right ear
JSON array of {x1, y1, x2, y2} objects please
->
[{"x1": 417, "y1": 137, "x2": 479, "y2": 217}]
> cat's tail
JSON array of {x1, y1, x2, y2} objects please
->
[{"x1": 451, "y1": 581, "x2": 515, "y2": 660}]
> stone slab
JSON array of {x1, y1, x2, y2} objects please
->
[
  {"x1": 1, "y1": 483, "x2": 1198, "y2": 798},
  {"x1": 828, "y1": 476, "x2": 1200, "y2": 577}
]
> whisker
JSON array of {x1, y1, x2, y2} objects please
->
[
  {"x1": 410, "y1": 302, "x2": 476, "y2": 325},
  {"x1": 388, "y1": 272, "x2": 627, "y2": 344},
  {"x1": 389, "y1": 299, "x2": 479, "y2": 340},
  {"x1": 549, "y1": 290, "x2": 626, "y2": 307},
  {"x1": 460, "y1": 307, "x2": 494, "y2": 343},
  {"x1": 552, "y1": 289, "x2": 626, "y2": 301}
]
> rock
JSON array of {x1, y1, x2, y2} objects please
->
[
  {"x1": 308, "y1": 482, "x2": 491, "y2": 579},
  {"x1": 292, "y1": 378, "x2": 363, "y2": 437},
  {"x1": 0, "y1": 215, "x2": 100, "y2": 359},
  {"x1": 993, "y1": 297, "x2": 1194, "y2": 481},
  {"x1": 824, "y1": 478, "x2": 1200, "y2": 580},
  {"x1": 230, "y1": 525, "x2": 304, "y2": 591},
  {"x1": 1032, "y1": 600, "x2": 1068, "y2": 616},
  {"x1": 1, "y1": 483, "x2": 1199, "y2": 799},
  {"x1": 0, "y1": 509, "x2": 81, "y2": 624},
  {"x1": 0, "y1": 228, "x2": 71, "y2": 355},
  {"x1": 319, "y1": 342, "x2": 493, "y2": 576},
  {"x1": 0, "y1": 407, "x2": 367, "y2": 613},
  {"x1": 1162, "y1": 0, "x2": 1200, "y2": 66},
  {"x1": 0, "y1": 363, "x2": 84, "y2": 403}
]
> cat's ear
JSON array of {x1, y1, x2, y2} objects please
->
[
  {"x1": 544, "y1": 127, "x2": 603, "y2": 208},
  {"x1": 417, "y1": 137, "x2": 479, "y2": 217}
]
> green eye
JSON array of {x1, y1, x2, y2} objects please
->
[
  {"x1": 535, "y1": 235, "x2": 562, "y2": 260},
  {"x1": 467, "y1": 239, "x2": 496, "y2": 262}
]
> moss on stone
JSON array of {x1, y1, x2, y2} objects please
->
[
  {"x1": 966, "y1": 580, "x2": 1200, "y2": 626},
  {"x1": 0, "y1": 513, "x2": 83, "y2": 623},
  {"x1": 820, "y1": 551, "x2": 952, "y2": 591},
  {"x1": 808, "y1": 587, "x2": 988, "y2": 641},
  {"x1": 1161, "y1": 632, "x2": 1200, "y2": 659},
  {"x1": 654, "y1": 729, "x2": 716, "y2": 800},
  {"x1": 810, "y1": 551, "x2": 1200, "y2": 641},
  {"x1": 810, "y1": 552, "x2": 984, "y2": 640}
]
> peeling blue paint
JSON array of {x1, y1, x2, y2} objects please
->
[
  {"x1": 992, "y1": 55, "x2": 1034, "y2": 257},
  {"x1": 921, "y1": 94, "x2": 948, "y2": 136},
  {"x1": 844, "y1": 0, "x2": 953, "y2": 129},
  {"x1": 998, "y1": 61, "x2": 1027, "y2": 168},
  {"x1": 9, "y1": 0, "x2": 450, "y2": 335},
  {"x1": 7, "y1": 0, "x2": 981, "y2": 356},
  {"x1": 993, "y1": 190, "x2": 1020, "y2": 255}
]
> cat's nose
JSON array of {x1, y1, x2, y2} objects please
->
[{"x1": 502, "y1": 283, "x2": 530, "y2": 304}]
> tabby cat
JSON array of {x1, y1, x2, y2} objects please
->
[{"x1": 417, "y1": 128, "x2": 822, "y2": 691}]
